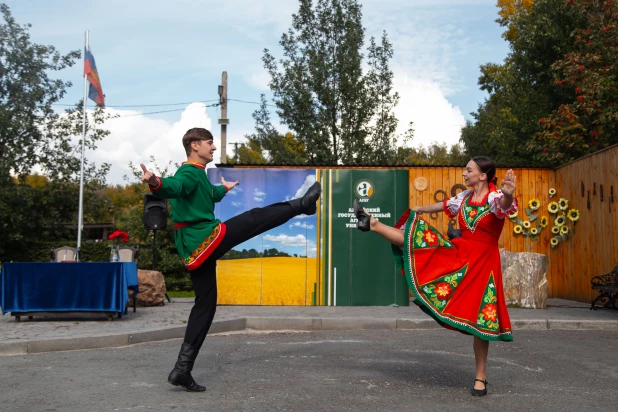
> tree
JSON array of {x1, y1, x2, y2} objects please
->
[
  {"x1": 461, "y1": 0, "x2": 587, "y2": 166},
  {"x1": 532, "y1": 0, "x2": 618, "y2": 164},
  {"x1": 262, "y1": 0, "x2": 410, "y2": 165},
  {"x1": 0, "y1": 4, "x2": 78, "y2": 178},
  {"x1": 0, "y1": 4, "x2": 115, "y2": 261},
  {"x1": 237, "y1": 95, "x2": 305, "y2": 165}
]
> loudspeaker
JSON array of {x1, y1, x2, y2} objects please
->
[{"x1": 144, "y1": 194, "x2": 168, "y2": 230}]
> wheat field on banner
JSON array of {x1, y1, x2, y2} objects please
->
[{"x1": 217, "y1": 257, "x2": 318, "y2": 305}]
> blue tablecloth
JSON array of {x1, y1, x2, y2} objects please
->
[{"x1": 0, "y1": 262, "x2": 139, "y2": 318}]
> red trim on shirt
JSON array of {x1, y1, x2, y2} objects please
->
[{"x1": 184, "y1": 223, "x2": 227, "y2": 271}]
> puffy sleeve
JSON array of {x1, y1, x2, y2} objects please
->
[
  {"x1": 443, "y1": 190, "x2": 471, "y2": 219},
  {"x1": 488, "y1": 190, "x2": 518, "y2": 219}
]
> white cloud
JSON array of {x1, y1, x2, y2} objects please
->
[
  {"x1": 289, "y1": 221, "x2": 315, "y2": 230},
  {"x1": 392, "y1": 73, "x2": 466, "y2": 148},
  {"x1": 263, "y1": 234, "x2": 309, "y2": 247},
  {"x1": 83, "y1": 103, "x2": 214, "y2": 185},
  {"x1": 231, "y1": 201, "x2": 242, "y2": 207},
  {"x1": 253, "y1": 187, "x2": 266, "y2": 203}
]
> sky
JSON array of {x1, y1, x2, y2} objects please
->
[{"x1": 7, "y1": 0, "x2": 510, "y2": 185}]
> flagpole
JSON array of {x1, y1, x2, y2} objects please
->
[{"x1": 76, "y1": 29, "x2": 89, "y2": 261}]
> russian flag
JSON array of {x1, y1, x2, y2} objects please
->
[{"x1": 84, "y1": 46, "x2": 105, "y2": 108}]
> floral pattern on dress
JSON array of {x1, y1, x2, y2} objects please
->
[
  {"x1": 420, "y1": 264, "x2": 468, "y2": 312},
  {"x1": 476, "y1": 273, "x2": 500, "y2": 332},
  {"x1": 413, "y1": 218, "x2": 453, "y2": 249},
  {"x1": 461, "y1": 194, "x2": 493, "y2": 233}
]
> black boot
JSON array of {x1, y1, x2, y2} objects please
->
[
  {"x1": 353, "y1": 199, "x2": 371, "y2": 232},
  {"x1": 167, "y1": 342, "x2": 206, "y2": 392},
  {"x1": 288, "y1": 182, "x2": 322, "y2": 215}
]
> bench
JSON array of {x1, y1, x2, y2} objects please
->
[{"x1": 590, "y1": 264, "x2": 618, "y2": 310}]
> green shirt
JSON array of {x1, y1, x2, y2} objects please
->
[{"x1": 150, "y1": 161, "x2": 228, "y2": 270}]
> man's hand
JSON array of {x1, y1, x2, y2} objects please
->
[
  {"x1": 140, "y1": 163, "x2": 159, "y2": 187},
  {"x1": 500, "y1": 169, "x2": 516, "y2": 197},
  {"x1": 221, "y1": 176, "x2": 240, "y2": 191}
]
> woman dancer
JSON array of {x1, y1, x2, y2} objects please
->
[{"x1": 354, "y1": 156, "x2": 517, "y2": 396}]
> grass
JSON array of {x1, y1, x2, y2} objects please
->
[{"x1": 167, "y1": 290, "x2": 196, "y2": 298}]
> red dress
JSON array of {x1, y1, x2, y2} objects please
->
[{"x1": 392, "y1": 189, "x2": 517, "y2": 341}]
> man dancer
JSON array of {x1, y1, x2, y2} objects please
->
[{"x1": 140, "y1": 128, "x2": 321, "y2": 392}]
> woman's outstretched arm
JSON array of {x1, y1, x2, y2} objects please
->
[{"x1": 413, "y1": 202, "x2": 444, "y2": 215}]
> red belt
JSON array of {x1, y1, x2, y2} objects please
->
[{"x1": 174, "y1": 222, "x2": 189, "y2": 229}]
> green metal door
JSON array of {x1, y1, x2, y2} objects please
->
[{"x1": 321, "y1": 169, "x2": 410, "y2": 306}]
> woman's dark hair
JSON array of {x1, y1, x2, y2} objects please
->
[{"x1": 472, "y1": 156, "x2": 497, "y2": 185}]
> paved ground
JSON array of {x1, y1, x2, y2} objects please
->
[
  {"x1": 0, "y1": 329, "x2": 616, "y2": 412},
  {"x1": 1, "y1": 298, "x2": 617, "y2": 355}
]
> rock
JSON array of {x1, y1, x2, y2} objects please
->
[
  {"x1": 128, "y1": 270, "x2": 167, "y2": 307},
  {"x1": 499, "y1": 249, "x2": 549, "y2": 309}
]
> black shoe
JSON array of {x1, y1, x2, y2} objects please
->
[
  {"x1": 167, "y1": 342, "x2": 206, "y2": 392},
  {"x1": 353, "y1": 199, "x2": 371, "y2": 232},
  {"x1": 471, "y1": 378, "x2": 488, "y2": 397},
  {"x1": 288, "y1": 182, "x2": 322, "y2": 215},
  {"x1": 447, "y1": 221, "x2": 462, "y2": 240}
]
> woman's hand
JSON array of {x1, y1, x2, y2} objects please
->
[
  {"x1": 412, "y1": 206, "x2": 423, "y2": 214},
  {"x1": 221, "y1": 176, "x2": 240, "y2": 191},
  {"x1": 500, "y1": 169, "x2": 516, "y2": 196}
]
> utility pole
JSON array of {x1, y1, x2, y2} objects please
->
[{"x1": 218, "y1": 72, "x2": 229, "y2": 163}]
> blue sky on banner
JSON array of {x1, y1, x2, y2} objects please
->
[
  {"x1": 207, "y1": 168, "x2": 318, "y2": 258},
  {"x1": 8, "y1": 0, "x2": 508, "y2": 184}
]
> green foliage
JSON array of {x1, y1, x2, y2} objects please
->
[
  {"x1": 260, "y1": 0, "x2": 411, "y2": 165},
  {"x1": 532, "y1": 0, "x2": 618, "y2": 164},
  {"x1": 461, "y1": 0, "x2": 588, "y2": 166}
]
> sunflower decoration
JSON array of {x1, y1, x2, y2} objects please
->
[
  {"x1": 555, "y1": 215, "x2": 567, "y2": 227},
  {"x1": 508, "y1": 210, "x2": 518, "y2": 219},
  {"x1": 513, "y1": 225, "x2": 523, "y2": 234},
  {"x1": 528, "y1": 198, "x2": 540, "y2": 211},
  {"x1": 551, "y1": 226, "x2": 560, "y2": 235},
  {"x1": 530, "y1": 228, "x2": 539, "y2": 236},
  {"x1": 550, "y1": 237, "x2": 560, "y2": 247},
  {"x1": 567, "y1": 209, "x2": 580, "y2": 222},
  {"x1": 558, "y1": 198, "x2": 569, "y2": 210},
  {"x1": 560, "y1": 225, "x2": 569, "y2": 236},
  {"x1": 540, "y1": 216, "x2": 549, "y2": 228},
  {"x1": 547, "y1": 202, "x2": 560, "y2": 214},
  {"x1": 549, "y1": 188, "x2": 556, "y2": 198},
  {"x1": 523, "y1": 221, "x2": 531, "y2": 229}
]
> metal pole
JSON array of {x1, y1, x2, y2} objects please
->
[
  {"x1": 152, "y1": 230, "x2": 157, "y2": 271},
  {"x1": 76, "y1": 30, "x2": 89, "y2": 261},
  {"x1": 218, "y1": 71, "x2": 229, "y2": 163}
]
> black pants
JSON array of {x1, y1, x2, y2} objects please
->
[{"x1": 183, "y1": 201, "x2": 296, "y2": 349}]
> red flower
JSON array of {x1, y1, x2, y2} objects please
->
[
  {"x1": 469, "y1": 209, "x2": 478, "y2": 218},
  {"x1": 575, "y1": 86, "x2": 581, "y2": 94},
  {"x1": 434, "y1": 282, "x2": 453, "y2": 299},
  {"x1": 577, "y1": 96, "x2": 585, "y2": 102},
  {"x1": 109, "y1": 230, "x2": 129, "y2": 243},
  {"x1": 482, "y1": 304, "x2": 497, "y2": 322},
  {"x1": 422, "y1": 229, "x2": 438, "y2": 246}
]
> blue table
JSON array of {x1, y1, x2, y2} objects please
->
[{"x1": 0, "y1": 262, "x2": 139, "y2": 321}]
